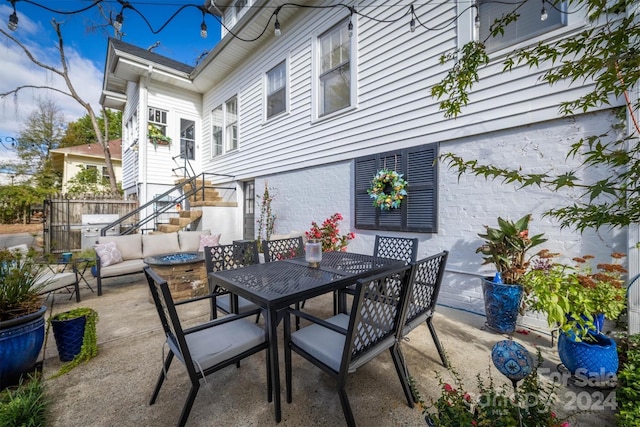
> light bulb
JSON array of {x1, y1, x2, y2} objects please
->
[
  {"x1": 410, "y1": 18, "x2": 415, "y2": 33},
  {"x1": 274, "y1": 19, "x2": 281, "y2": 37},
  {"x1": 475, "y1": 14, "x2": 480, "y2": 29},
  {"x1": 7, "y1": 11, "x2": 18, "y2": 31},
  {"x1": 541, "y1": 7, "x2": 548, "y2": 21},
  {"x1": 200, "y1": 22, "x2": 208, "y2": 38},
  {"x1": 348, "y1": 21, "x2": 353, "y2": 37},
  {"x1": 114, "y1": 12, "x2": 123, "y2": 32}
]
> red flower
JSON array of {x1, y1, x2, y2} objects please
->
[{"x1": 443, "y1": 383, "x2": 454, "y2": 393}]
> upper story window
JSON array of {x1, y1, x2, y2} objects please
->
[
  {"x1": 266, "y1": 61, "x2": 287, "y2": 119},
  {"x1": 479, "y1": 0, "x2": 565, "y2": 51},
  {"x1": 234, "y1": 0, "x2": 248, "y2": 20},
  {"x1": 148, "y1": 107, "x2": 168, "y2": 136},
  {"x1": 318, "y1": 21, "x2": 351, "y2": 117},
  {"x1": 211, "y1": 96, "x2": 239, "y2": 157},
  {"x1": 180, "y1": 119, "x2": 195, "y2": 160}
]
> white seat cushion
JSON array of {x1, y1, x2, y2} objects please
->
[
  {"x1": 291, "y1": 314, "x2": 349, "y2": 372},
  {"x1": 34, "y1": 269, "x2": 77, "y2": 294},
  {"x1": 169, "y1": 317, "x2": 266, "y2": 372}
]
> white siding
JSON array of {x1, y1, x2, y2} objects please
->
[
  {"x1": 122, "y1": 82, "x2": 140, "y2": 196},
  {"x1": 200, "y1": 1, "x2": 613, "y2": 182}
]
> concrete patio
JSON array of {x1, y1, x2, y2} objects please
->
[{"x1": 40, "y1": 273, "x2": 617, "y2": 426}]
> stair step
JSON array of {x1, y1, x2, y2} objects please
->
[
  {"x1": 170, "y1": 217, "x2": 194, "y2": 226},
  {"x1": 180, "y1": 210, "x2": 202, "y2": 219},
  {"x1": 157, "y1": 224, "x2": 182, "y2": 233},
  {"x1": 190, "y1": 201, "x2": 238, "y2": 208}
]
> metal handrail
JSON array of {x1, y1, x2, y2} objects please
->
[{"x1": 100, "y1": 172, "x2": 235, "y2": 236}]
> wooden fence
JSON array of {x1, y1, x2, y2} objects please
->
[{"x1": 43, "y1": 197, "x2": 139, "y2": 253}]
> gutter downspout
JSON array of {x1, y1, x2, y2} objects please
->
[{"x1": 141, "y1": 65, "x2": 152, "y2": 226}]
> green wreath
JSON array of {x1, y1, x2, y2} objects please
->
[{"x1": 367, "y1": 169, "x2": 408, "y2": 210}]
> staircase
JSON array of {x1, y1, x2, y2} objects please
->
[{"x1": 100, "y1": 172, "x2": 237, "y2": 237}]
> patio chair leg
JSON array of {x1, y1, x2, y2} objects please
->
[
  {"x1": 337, "y1": 383, "x2": 356, "y2": 427},
  {"x1": 177, "y1": 384, "x2": 200, "y2": 427},
  {"x1": 266, "y1": 343, "x2": 272, "y2": 403},
  {"x1": 389, "y1": 346, "x2": 415, "y2": 408},
  {"x1": 150, "y1": 351, "x2": 174, "y2": 405},
  {"x1": 97, "y1": 276, "x2": 102, "y2": 296},
  {"x1": 426, "y1": 317, "x2": 448, "y2": 368}
]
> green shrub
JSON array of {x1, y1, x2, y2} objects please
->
[
  {"x1": 0, "y1": 374, "x2": 47, "y2": 427},
  {"x1": 617, "y1": 334, "x2": 640, "y2": 427}
]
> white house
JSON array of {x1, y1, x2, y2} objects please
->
[{"x1": 101, "y1": 0, "x2": 635, "y2": 328}]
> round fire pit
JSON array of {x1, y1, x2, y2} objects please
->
[{"x1": 144, "y1": 252, "x2": 204, "y2": 266}]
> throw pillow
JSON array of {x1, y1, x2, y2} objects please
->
[
  {"x1": 94, "y1": 241, "x2": 123, "y2": 267},
  {"x1": 198, "y1": 234, "x2": 221, "y2": 251}
]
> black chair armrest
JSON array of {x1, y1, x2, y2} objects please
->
[
  {"x1": 286, "y1": 308, "x2": 347, "y2": 335},
  {"x1": 184, "y1": 308, "x2": 263, "y2": 334}
]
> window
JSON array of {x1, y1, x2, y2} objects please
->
[
  {"x1": 479, "y1": 0, "x2": 565, "y2": 51},
  {"x1": 101, "y1": 167, "x2": 109, "y2": 184},
  {"x1": 266, "y1": 61, "x2": 286, "y2": 119},
  {"x1": 234, "y1": 0, "x2": 248, "y2": 20},
  {"x1": 148, "y1": 107, "x2": 168, "y2": 136},
  {"x1": 212, "y1": 106, "x2": 223, "y2": 156},
  {"x1": 210, "y1": 97, "x2": 239, "y2": 157},
  {"x1": 225, "y1": 97, "x2": 238, "y2": 151},
  {"x1": 318, "y1": 21, "x2": 351, "y2": 117},
  {"x1": 354, "y1": 143, "x2": 439, "y2": 232},
  {"x1": 180, "y1": 119, "x2": 195, "y2": 160}
]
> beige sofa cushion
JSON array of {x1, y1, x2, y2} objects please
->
[
  {"x1": 142, "y1": 233, "x2": 181, "y2": 258},
  {"x1": 178, "y1": 230, "x2": 211, "y2": 252},
  {"x1": 100, "y1": 259, "x2": 146, "y2": 278},
  {"x1": 98, "y1": 234, "x2": 142, "y2": 261}
]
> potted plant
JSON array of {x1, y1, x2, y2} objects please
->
[
  {"x1": 0, "y1": 248, "x2": 48, "y2": 390},
  {"x1": 48, "y1": 307, "x2": 98, "y2": 377},
  {"x1": 522, "y1": 252, "x2": 626, "y2": 380},
  {"x1": 148, "y1": 123, "x2": 171, "y2": 148},
  {"x1": 477, "y1": 214, "x2": 547, "y2": 333}
]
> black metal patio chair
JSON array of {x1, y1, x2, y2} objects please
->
[
  {"x1": 402, "y1": 251, "x2": 449, "y2": 369},
  {"x1": 144, "y1": 267, "x2": 271, "y2": 427},
  {"x1": 338, "y1": 235, "x2": 419, "y2": 313},
  {"x1": 264, "y1": 236, "x2": 306, "y2": 329},
  {"x1": 204, "y1": 242, "x2": 261, "y2": 321},
  {"x1": 283, "y1": 264, "x2": 415, "y2": 427}
]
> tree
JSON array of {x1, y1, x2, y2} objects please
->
[
  {"x1": 14, "y1": 97, "x2": 66, "y2": 189},
  {"x1": 62, "y1": 110, "x2": 122, "y2": 147},
  {"x1": 432, "y1": 0, "x2": 639, "y2": 232},
  {"x1": 0, "y1": 20, "x2": 118, "y2": 193}
]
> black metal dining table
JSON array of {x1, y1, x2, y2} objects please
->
[{"x1": 207, "y1": 251, "x2": 405, "y2": 423}]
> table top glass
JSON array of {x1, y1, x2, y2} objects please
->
[
  {"x1": 209, "y1": 251, "x2": 403, "y2": 307},
  {"x1": 144, "y1": 252, "x2": 204, "y2": 266}
]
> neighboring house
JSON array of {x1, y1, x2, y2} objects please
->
[
  {"x1": 101, "y1": 1, "x2": 635, "y2": 323},
  {"x1": 49, "y1": 140, "x2": 123, "y2": 193}
]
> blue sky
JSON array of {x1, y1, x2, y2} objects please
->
[{"x1": 0, "y1": 0, "x2": 222, "y2": 160}]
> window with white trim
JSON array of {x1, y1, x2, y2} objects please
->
[
  {"x1": 180, "y1": 119, "x2": 195, "y2": 160},
  {"x1": 266, "y1": 61, "x2": 286, "y2": 119},
  {"x1": 225, "y1": 97, "x2": 238, "y2": 151},
  {"x1": 210, "y1": 96, "x2": 239, "y2": 157},
  {"x1": 212, "y1": 106, "x2": 223, "y2": 156},
  {"x1": 148, "y1": 107, "x2": 168, "y2": 136},
  {"x1": 479, "y1": 0, "x2": 565, "y2": 51},
  {"x1": 318, "y1": 21, "x2": 351, "y2": 117},
  {"x1": 234, "y1": 0, "x2": 248, "y2": 20}
]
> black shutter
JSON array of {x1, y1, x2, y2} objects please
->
[{"x1": 354, "y1": 143, "x2": 438, "y2": 233}]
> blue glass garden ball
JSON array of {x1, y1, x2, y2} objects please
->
[{"x1": 491, "y1": 339, "x2": 533, "y2": 382}]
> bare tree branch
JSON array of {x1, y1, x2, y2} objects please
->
[{"x1": 0, "y1": 85, "x2": 75, "y2": 99}]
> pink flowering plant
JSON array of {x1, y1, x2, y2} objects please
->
[
  {"x1": 418, "y1": 353, "x2": 571, "y2": 427},
  {"x1": 305, "y1": 213, "x2": 355, "y2": 252}
]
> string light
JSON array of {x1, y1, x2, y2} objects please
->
[
  {"x1": 347, "y1": 7, "x2": 354, "y2": 37},
  {"x1": 3, "y1": 1, "x2": 583, "y2": 43},
  {"x1": 274, "y1": 7, "x2": 281, "y2": 37},
  {"x1": 409, "y1": 5, "x2": 415, "y2": 33},
  {"x1": 7, "y1": 1, "x2": 18, "y2": 31},
  {"x1": 200, "y1": 10, "x2": 208, "y2": 38},
  {"x1": 0, "y1": 137, "x2": 17, "y2": 150}
]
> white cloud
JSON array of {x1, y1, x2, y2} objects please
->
[{"x1": 0, "y1": 4, "x2": 102, "y2": 138}]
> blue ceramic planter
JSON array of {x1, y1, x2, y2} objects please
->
[
  {"x1": 482, "y1": 278, "x2": 523, "y2": 334},
  {"x1": 558, "y1": 331, "x2": 618, "y2": 381},
  {"x1": 0, "y1": 306, "x2": 47, "y2": 390},
  {"x1": 51, "y1": 315, "x2": 87, "y2": 362}
]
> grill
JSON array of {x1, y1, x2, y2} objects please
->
[{"x1": 81, "y1": 214, "x2": 120, "y2": 250}]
